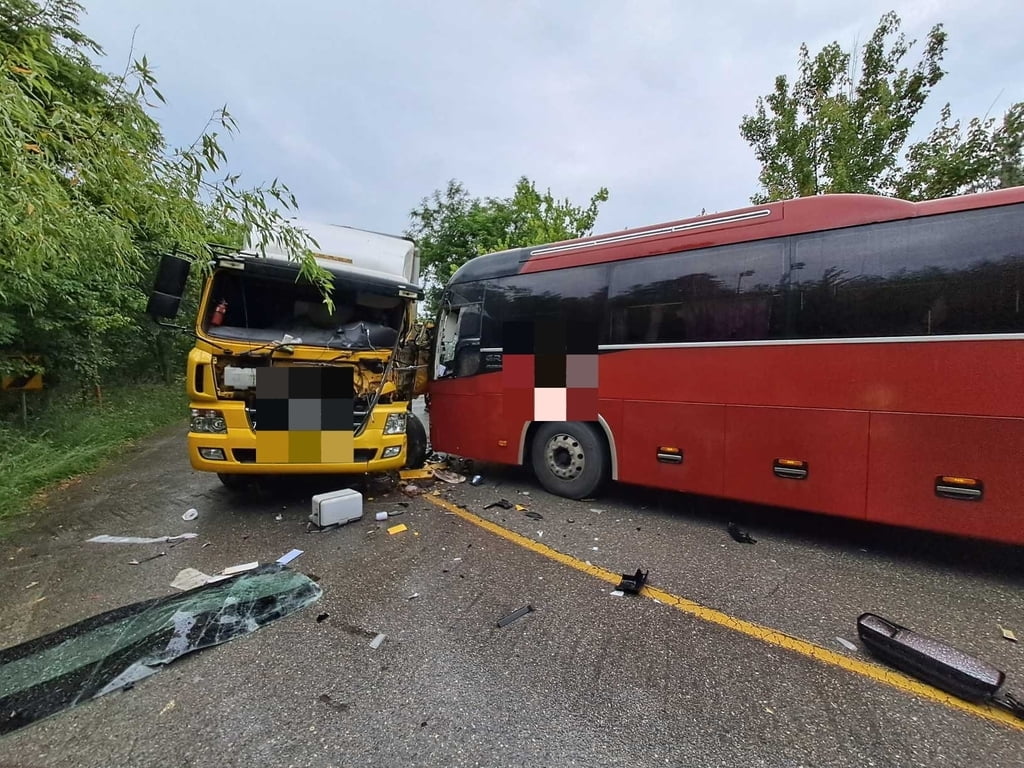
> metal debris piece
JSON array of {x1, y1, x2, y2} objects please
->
[
  {"x1": 525, "y1": 510, "x2": 544, "y2": 520},
  {"x1": 276, "y1": 549, "x2": 304, "y2": 565},
  {"x1": 836, "y1": 637, "x2": 858, "y2": 652},
  {"x1": 129, "y1": 552, "x2": 166, "y2": 566},
  {"x1": 497, "y1": 604, "x2": 535, "y2": 628},
  {"x1": 484, "y1": 499, "x2": 514, "y2": 510},
  {"x1": 1000, "y1": 625, "x2": 1019, "y2": 643},
  {"x1": 727, "y1": 523, "x2": 757, "y2": 544},
  {"x1": 369, "y1": 633, "x2": 386, "y2": 649},
  {"x1": 181, "y1": 508, "x2": 198, "y2": 522},
  {"x1": 388, "y1": 509, "x2": 405, "y2": 517},
  {"x1": 23, "y1": 582, "x2": 39, "y2": 590},
  {"x1": 387, "y1": 524, "x2": 408, "y2": 535},
  {"x1": 408, "y1": 593, "x2": 420, "y2": 600},
  {"x1": 470, "y1": 475, "x2": 484, "y2": 486},
  {"x1": 616, "y1": 568, "x2": 649, "y2": 594}
]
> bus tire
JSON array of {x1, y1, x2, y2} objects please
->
[
  {"x1": 404, "y1": 412, "x2": 428, "y2": 469},
  {"x1": 530, "y1": 421, "x2": 608, "y2": 500}
]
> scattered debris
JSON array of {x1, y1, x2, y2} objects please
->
[
  {"x1": 497, "y1": 604, "x2": 535, "y2": 628},
  {"x1": 0, "y1": 564, "x2": 322, "y2": 736},
  {"x1": 514, "y1": 504, "x2": 528, "y2": 512},
  {"x1": 408, "y1": 593, "x2": 420, "y2": 600},
  {"x1": 170, "y1": 568, "x2": 217, "y2": 591},
  {"x1": 369, "y1": 633, "x2": 387, "y2": 650},
  {"x1": 616, "y1": 569, "x2": 649, "y2": 594},
  {"x1": 316, "y1": 612, "x2": 330, "y2": 623},
  {"x1": 87, "y1": 533, "x2": 198, "y2": 545},
  {"x1": 402, "y1": 484, "x2": 425, "y2": 497},
  {"x1": 202, "y1": 542, "x2": 212, "y2": 549},
  {"x1": 129, "y1": 552, "x2": 166, "y2": 565},
  {"x1": 399, "y1": 468, "x2": 435, "y2": 481},
  {"x1": 318, "y1": 693, "x2": 349, "y2": 712},
  {"x1": 1000, "y1": 625, "x2": 1019, "y2": 643},
  {"x1": 387, "y1": 524, "x2": 408, "y2": 535},
  {"x1": 484, "y1": 499, "x2": 514, "y2": 510},
  {"x1": 433, "y1": 469, "x2": 466, "y2": 484},
  {"x1": 310, "y1": 489, "x2": 363, "y2": 527},
  {"x1": 159, "y1": 699, "x2": 176, "y2": 716},
  {"x1": 610, "y1": 590, "x2": 625, "y2": 597},
  {"x1": 525, "y1": 510, "x2": 544, "y2": 520},
  {"x1": 836, "y1": 637, "x2": 858, "y2": 652},
  {"x1": 588, "y1": 508, "x2": 604, "y2": 513},
  {"x1": 470, "y1": 475, "x2": 484, "y2": 486},
  {"x1": 276, "y1": 549, "x2": 304, "y2": 565},
  {"x1": 181, "y1": 508, "x2": 198, "y2": 522},
  {"x1": 221, "y1": 562, "x2": 259, "y2": 576},
  {"x1": 375, "y1": 511, "x2": 389, "y2": 521},
  {"x1": 727, "y1": 523, "x2": 757, "y2": 544},
  {"x1": 23, "y1": 581, "x2": 39, "y2": 590},
  {"x1": 387, "y1": 509, "x2": 405, "y2": 517},
  {"x1": 274, "y1": 514, "x2": 283, "y2": 522}
]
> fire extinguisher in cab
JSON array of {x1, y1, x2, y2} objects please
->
[{"x1": 211, "y1": 300, "x2": 228, "y2": 327}]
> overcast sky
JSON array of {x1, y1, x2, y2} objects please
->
[{"x1": 78, "y1": 0, "x2": 1023, "y2": 237}]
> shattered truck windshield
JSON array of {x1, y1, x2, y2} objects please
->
[{"x1": 202, "y1": 268, "x2": 406, "y2": 350}]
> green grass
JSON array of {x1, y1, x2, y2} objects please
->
[{"x1": 0, "y1": 382, "x2": 187, "y2": 528}]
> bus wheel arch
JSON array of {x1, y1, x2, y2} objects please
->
[{"x1": 526, "y1": 421, "x2": 611, "y2": 500}]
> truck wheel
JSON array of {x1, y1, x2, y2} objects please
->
[
  {"x1": 530, "y1": 422, "x2": 608, "y2": 500},
  {"x1": 405, "y1": 412, "x2": 427, "y2": 469},
  {"x1": 217, "y1": 473, "x2": 249, "y2": 492}
]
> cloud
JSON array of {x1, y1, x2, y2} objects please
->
[{"x1": 79, "y1": 0, "x2": 1024, "y2": 237}]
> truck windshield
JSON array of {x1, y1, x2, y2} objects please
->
[{"x1": 202, "y1": 269, "x2": 406, "y2": 350}]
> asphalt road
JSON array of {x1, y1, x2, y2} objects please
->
[{"x1": 2, "y1": 420, "x2": 1024, "y2": 767}]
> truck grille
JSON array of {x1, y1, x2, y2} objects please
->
[{"x1": 243, "y1": 403, "x2": 370, "y2": 434}]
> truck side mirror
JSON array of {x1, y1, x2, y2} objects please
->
[{"x1": 146, "y1": 253, "x2": 192, "y2": 320}]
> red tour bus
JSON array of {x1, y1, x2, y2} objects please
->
[{"x1": 427, "y1": 188, "x2": 1024, "y2": 544}]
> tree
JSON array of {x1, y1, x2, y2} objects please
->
[
  {"x1": 895, "y1": 102, "x2": 1024, "y2": 200},
  {"x1": 740, "y1": 11, "x2": 947, "y2": 202},
  {"x1": 407, "y1": 177, "x2": 609, "y2": 313},
  {"x1": 0, "y1": 0, "x2": 330, "y2": 394}
]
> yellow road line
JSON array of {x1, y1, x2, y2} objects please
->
[{"x1": 425, "y1": 494, "x2": 1024, "y2": 732}]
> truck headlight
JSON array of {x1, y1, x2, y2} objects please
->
[
  {"x1": 191, "y1": 408, "x2": 227, "y2": 434},
  {"x1": 383, "y1": 412, "x2": 407, "y2": 435}
]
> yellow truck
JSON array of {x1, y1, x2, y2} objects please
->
[{"x1": 146, "y1": 222, "x2": 432, "y2": 489}]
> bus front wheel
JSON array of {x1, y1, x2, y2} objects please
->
[
  {"x1": 530, "y1": 422, "x2": 608, "y2": 500},
  {"x1": 404, "y1": 412, "x2": 428, "y2": 469}
]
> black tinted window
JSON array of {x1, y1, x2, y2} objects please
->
[
  {"x1": 608, "y1": 240, "x2": 788, "y2": 343},
  {"x1": 792, "y1": 204, "x2": 1024, "y2": 338}
]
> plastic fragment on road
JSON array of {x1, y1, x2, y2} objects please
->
[
  {"x1": 484, "y1": 499, "x2": 514, "y2": 511},
  {"x1": 375, "y1": 511, "x2": 389, "y2": 521},
  {"x1": 727, "y1": 522, "x2": 757, "y2": 544},
  {"x1": 616, "y1": 568, "x2": 649, "y2": 594},
  {"x1": 497, "y1": 604, "x2": 535, "y2": 628},
  {"x1": 610, "y1": 590, "x2": 625, "y2": 597},
  {"x1": 181, "y1": 508, "x2": 198, "y2": 522},
  {"x1": 402, "y1": 484, "x2": 425, "y2": 497},
  {"x1": 221, "y1": 561, "x2": 259, "y2": 576},
  {"x1": 514, "y1": 504, "x2": 528, "y2": 512},
  {"x1": 276, "y1": 549, "x2": 304, "y2": 565},
  {"x1": 433, "y1": 469, "x2": 466, "y2": 484},
  {"x1": 470, "y1": 475, "x2": 484, "y2": 486},
  {"x1": 369, "y1": 633, "x2": 386, "y2": 649},
  {"x1": 836, "y1": 637, "x2": 858, "y2": 652},
  {"x1": 387, "y1": 524, "x2": 408, "y2": 535},
  {"x1": 1000, "y1": 625, "x2": 1018, "y2": 642},
  {"x1": 170, "y1": 567, "x2": 216, "y2": 591},
  {"x1": 0, "y1": 564, "x2": 322, "y2": 736},
  {"x1": 87, "y1": 533, "x2": 198, "y2": 545}
]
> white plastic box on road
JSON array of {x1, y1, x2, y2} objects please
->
[{"x1": 309, "y1": 488, "x2": 363, "y2": 527}]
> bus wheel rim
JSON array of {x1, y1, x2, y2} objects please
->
[{"x1": 544, "y1": 433, "x2": 585, "y2": 479}]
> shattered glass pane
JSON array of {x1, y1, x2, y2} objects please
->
[{"x1": 0, "y1": 564, "x2": 322, "y2": 735}]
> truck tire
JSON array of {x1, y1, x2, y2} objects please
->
[
  {"x1": 405, "y1": 412, "x2": 427, "y2": 469},
  {"x1": 217, "y1": 473, "x2": 249, "y2": 492},
  {"x1": 530, "y1": 421, "x2": 608, "y2": 500}
]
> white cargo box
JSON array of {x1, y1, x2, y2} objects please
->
[{"x1": 309, "y1": 488, "x2": 363, "y2": 527}]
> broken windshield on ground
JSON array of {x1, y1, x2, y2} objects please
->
[
  {"x1": 0, "y1": 564, "x2": 321, "y2": 737},
  {"x1": 204, "y1": 270, "x2": 405, "y2": 350}
]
